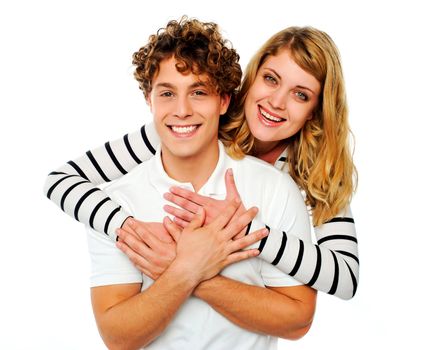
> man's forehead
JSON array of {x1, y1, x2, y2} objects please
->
[{"x1": 150, "y1": 56, "x2": 219, "y2": 92}]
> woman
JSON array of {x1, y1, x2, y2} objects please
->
[{"x1": 44, "y1": 25, "x2": 358, "y2": 300}]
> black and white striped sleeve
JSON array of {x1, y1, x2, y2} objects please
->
[
  {"x1": 255, "y1": 206, "x2": 359, "y2": 300},
  {"x1": 43, "y1": 123, "x2": 160, "y2": 241}
]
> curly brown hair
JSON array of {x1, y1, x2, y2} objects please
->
[{"x1": 132, "y1": 16, "x2": 242, "y2": 98}]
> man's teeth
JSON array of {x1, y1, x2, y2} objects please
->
[
  {"x1": 171, "y1": 125, "x2": 197, "y2": 134},
  {"x1": 260, "y1": 108, "x2": 284, "y2": 122}
]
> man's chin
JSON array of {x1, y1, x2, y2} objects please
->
[{"x1": 162, "y1": 143, "x2": 200, "y2": 159}]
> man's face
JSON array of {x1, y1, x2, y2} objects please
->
[{"x1": 147, "y1": 56, "x2": 230, "y2": 164}]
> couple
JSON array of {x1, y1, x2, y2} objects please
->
[{"x1": 44, "y1": 17, "x2": 358, "y2": 349}]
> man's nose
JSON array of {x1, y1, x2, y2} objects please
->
[{"x1": 175, "y1": 96, "x2": 193, "y2": 118}]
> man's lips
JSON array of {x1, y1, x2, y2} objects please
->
[{"x1": 166, "y1": 124, "x2": 201, "y2": 137}]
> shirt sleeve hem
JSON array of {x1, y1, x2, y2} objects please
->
[{"x1": 90, "y1": 274, "x2": 142, "y2": 288}]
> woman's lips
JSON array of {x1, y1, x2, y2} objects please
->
[{"x1": 257, "y1": 106, "x2": 285, "y2": 126}]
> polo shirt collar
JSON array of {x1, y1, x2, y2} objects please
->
[{"x1": 149, "y1": 141, "x2": 228, "y2": 197}]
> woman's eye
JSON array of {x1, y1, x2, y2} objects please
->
[
  {"x1": 264, "y1": 74, "x2": 278, "y2": 84},
  {"x1": 295, "y1": 91, "x2": 308, "y2": 101}
]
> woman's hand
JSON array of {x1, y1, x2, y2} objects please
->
[
  {"x1": 115, "y1": 218, "x2": 177, "y2": 280},
  {"x1": 163, "y1": 169, "x2": 247, "y2": 238}
]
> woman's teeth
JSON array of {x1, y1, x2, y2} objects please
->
[{"x1": 260, "y1": 108, "x2": 284, "y2": 122}]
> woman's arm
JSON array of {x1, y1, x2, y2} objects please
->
[
  {"x1": 164, "y1": 179, "x2": 359, "y2": 300},
  {"x1": 43, "y1": 123, "x2": 160, "y2": 240},
  {"x1": 255, "y1": 207, "x2": 359, "y2": 300}
]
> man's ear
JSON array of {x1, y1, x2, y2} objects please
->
[
  {"x1": 219, "y1": 94, "x2": 231, "y2": 115},
  {"x1": 145, "y1": 94, "x2": 153, "y2": 113}
]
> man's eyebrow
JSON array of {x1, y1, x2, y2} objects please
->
[
  {"x1": 154, "y1": 81, "x2": 208, "y2": 89},
  {"x1": 154, "y1": 82, "x2": 175, "y2": 89},
  {"x1": 190, "y1": 81, "x2": 207, "y2": 88}
]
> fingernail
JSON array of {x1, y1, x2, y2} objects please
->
[{"x1": 228, "y1": 168, "x2": 233, "y2": 176}]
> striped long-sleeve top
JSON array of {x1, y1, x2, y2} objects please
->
[{"x1": 44, "y1": 123, "x2": 359, "y2": 300}]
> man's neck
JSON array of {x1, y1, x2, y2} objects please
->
[{"x1": 160, "y1": 143, "x2": 220, "y2": 192}]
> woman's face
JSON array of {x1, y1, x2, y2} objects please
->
[{"x1": 244, "y1": 49, "x2": 321, "y2": 146}]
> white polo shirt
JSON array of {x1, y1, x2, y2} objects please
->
[{"x1": 86, "y1": 141, "x2": 311, "y2": 350}]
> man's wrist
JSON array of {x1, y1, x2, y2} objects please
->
[
  {"x1": 166, "y1": 260, "x2": 202, "y2": 290},
  {"x1": 193, "y1": 275, "x2": 223, "y2": 298}
]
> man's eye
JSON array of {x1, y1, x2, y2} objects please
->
[
  {"x1": 192, "y1": 90, "x2": 207, "y2": 96},
  {"x1": 161, "y1": 91, "x2": 173, "y2": 97}
]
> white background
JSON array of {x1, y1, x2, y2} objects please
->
[{"x1": 1, "y1": 0, "x2": 433, "y2": 349}]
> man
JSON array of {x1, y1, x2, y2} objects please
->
[{"x1": 87, "y1": 18, "x2": 316, "y2": 349}]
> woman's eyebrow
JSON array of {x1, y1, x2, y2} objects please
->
[{"x1": 263, "y1": 67, "x2": 281, "y2": 80}]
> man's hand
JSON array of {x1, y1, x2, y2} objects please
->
[{"x1": 166, "y1": 199, "x2": 268, "y2": 284}]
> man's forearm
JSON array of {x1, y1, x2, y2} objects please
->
[
  {"x1": 193, "y1": 275, "x2": 316, "y2": 339},
  {"x1": 94, "y1": 264, "x2": 198, "y2": 350}
]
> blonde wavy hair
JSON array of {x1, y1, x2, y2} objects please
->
[{"x1": 219, "y1": 26, "x2": 357, "y2": 226}]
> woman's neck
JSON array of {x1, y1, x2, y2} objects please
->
[{"x1": 254, "y1": 140, "x2": 288, "y2": 165}]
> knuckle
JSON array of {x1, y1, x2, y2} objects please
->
[
  {"x1": 136, "y1": 229, "x2": 146, "y2": 239},
  {"x1": 235, "y1": 221, "x2": 245, "y2": 231},
  {"x1": 153, "y1": 259, "x2": 163, "y2": 268},
  {"x1": 235, "y1": 241, "x2": 247, "y2": 250},
  {"x1": 128, "y1": 240, "x2": 139, "y2": 251},
  {"x1": 148, "y1": 255, "x2": 159, "y2": 266}
]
